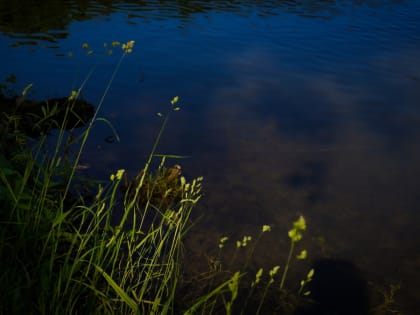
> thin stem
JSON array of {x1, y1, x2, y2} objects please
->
[
  {"x1": 243, "y1": 233, "x2": 262, "y2": 271},
  {"x1": 63, "y1": 53, "x2": 126, "y2": 200},
  {"x1": 279, "y1": 240, "x2": 295, "y2": 291},
  {"x1": 256, "y1": 280, "x2": 273, "y2": 315}
]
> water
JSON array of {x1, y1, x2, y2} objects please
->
[{"x1": 1, "y1": 0, "x2": 420, "y2": 312}]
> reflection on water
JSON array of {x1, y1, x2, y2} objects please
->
[
  {"x1": 0, "y1": 0, "x2": 412, "y2": 46},
  {"x1": 1, "y1": 0, "x2": 420, "y2": 312}
]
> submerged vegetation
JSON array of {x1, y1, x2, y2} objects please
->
[{"x1": 0, "y1": 41, "x2": 403, "y2": 315}]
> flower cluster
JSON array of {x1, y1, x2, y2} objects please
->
[
  {"x1": 252, "y1": 268, "x2": 264, "y2": 287},
  {"x1": 122, "y1": 40, "x2": 135, "y2": 53},
  {"x1": 299, "y1": 268, "x2": 315, "y2": 296},
  {"x1": 268, "y1": 265, "x2": 281, "y2": 284},
  {"x1": 110, "y1": 169, "x2": 125, "y2": 181},
  {"x1": 296, "y1": 249, "x2": 307, "y2": 260},
  {"x1": 288, "y1": 215, "x2": 306, "y2": 242},
  {"x1": 81, "y1": 43, "x2": 93, "y2": 55},
  {"x1": 262, "y1": 225, "x2": 271, "y2": 233},
  {"x1": 218, "y1": 236, "x2": 229, "y2": 249},
  {"x1": 236, "y1": 235, "x2": 252, "y2": 248},
  {"x1": 171, "y1": 95, "x2": 180, "y2": 111},
  {"x1": 68, "y1": 90, "x2": 79, "y2": 101},
  {"x1": 269, "y1": 265, "x2": 280, "y2": 278}
]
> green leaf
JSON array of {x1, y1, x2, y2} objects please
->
[
  {"x1": 21, "y1": 83, "x2": 33, "y2": 97},
  {"x1": 96, "y1": 117, "x2": 120, "y2": 142},
  {"x1": 0, "y1": 154, "x2": 15, "y2": 176},
  {"x1": 52, "y1": 210, "x2": 72, "y2": 228},
  {"x1": 94, "y1": 264, "x2": 139, "y2": 312}
]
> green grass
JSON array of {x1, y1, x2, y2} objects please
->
[
  {"x1": 0, "y1": 40, "x2": 402, "y2": 315},
  {"x1": 0, "y1": 40, "x2": 200, "y2": 314}
]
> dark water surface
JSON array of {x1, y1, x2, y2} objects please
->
[{"x1": 1, "y1": 0, "x2": 420, "y2": 312}]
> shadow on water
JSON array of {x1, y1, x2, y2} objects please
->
[{"x1": 294, "y1": 258, "x2": 369, "y2": 315}]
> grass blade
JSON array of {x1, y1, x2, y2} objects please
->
[{"x1": 94, "y1": 264, "x2": 138, "y2": 313}]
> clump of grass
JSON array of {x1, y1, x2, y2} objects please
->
[
  {"x1": 371, "y1": 284, "x2": 403, "y2": 315},
  {"x1": 0, "y1": 40, "x2": 203, "y2": 314}
]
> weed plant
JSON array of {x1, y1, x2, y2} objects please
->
[{"x1": 178, "y1": 216, "x2": 313, "y2": 315}]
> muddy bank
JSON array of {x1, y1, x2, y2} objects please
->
[{"x1": 0, "y1": 94, "x2": 95, "y2": 137}]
